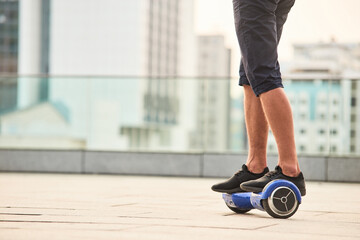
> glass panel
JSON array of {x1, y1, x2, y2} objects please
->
[{"x1": 0, "y1": 76, "x2": 360, "y2": 157}]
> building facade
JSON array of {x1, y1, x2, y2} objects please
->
[
  {"x1": 0, "y1": 0, "x2": 19, "y2": 114},
  {"x1": 0, "y1": 0, "x2": 19, "y2": 73},
  {"x1": 7, "y1": 0, "x2": 196, "y2": 151},
  {"x1": 269, "y1": 42, "x2": 360, "y2": 155},
  {"x1": 189, "y1": 35, "x2": 231, "y2": 151}
]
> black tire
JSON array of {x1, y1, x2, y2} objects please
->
[
  {"x1": 262, "y1": 186, "x2": 299, "y2": 219},
  {"x1": 226, "y1": 205, "x2": 251, "y2": 214}
]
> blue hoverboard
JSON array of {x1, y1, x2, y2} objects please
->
[{"x1": 222, "y1": 180, "x2": 302, "y2": 219}]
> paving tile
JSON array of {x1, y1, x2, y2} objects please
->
[{"x1": 0, "y1": 173, "x2": 359, "y2": 240}]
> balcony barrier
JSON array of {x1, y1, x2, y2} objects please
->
[{"x1": 0, "y1": 74, "x2": 359, "y2": 181}]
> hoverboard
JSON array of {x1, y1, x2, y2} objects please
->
[{"x1": 222, "y1": 180, "x2": 302, "y2": 218}]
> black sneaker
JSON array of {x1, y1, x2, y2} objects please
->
[
  {"x1": 240, "y1": 165, "x2": 306, "y2": 196},
  {"x1": 211, "y1": 164, "x2": 269, "y2": 194}
]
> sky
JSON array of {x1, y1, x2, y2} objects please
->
[{"x1": 194, "y1": 0, "x2": 360, "y2": 76}]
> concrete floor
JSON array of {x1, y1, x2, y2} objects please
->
[{"x1": 0, "y1": 173, "x2": 359, "y2": 240}]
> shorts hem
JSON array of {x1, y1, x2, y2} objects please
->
[
  {"x1": 239, "y1": 77, "x2": 250, "y2": 86},
  {"x1": 253, "y1": 81, "x2": 284, "y2": 97}
]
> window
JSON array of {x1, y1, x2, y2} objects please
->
[
  {"x1": 318, "y1": 129, "x2": 326, "y2": 135},
  {"x1": 330, "y1": 129, "x2": 338, "y2": 135},
  {"x1": 350, "y1": 145, "x2": 356, "y2": 152},
  {"x1": 0, "y1": 0, "x2": 19, "y2": 73},
  {"x1": 351, "y1": 97, "x2": 356, "y2": 107},
  {"x1": 351, "y1": 81, "x2": 357, "y2": 90},
  {"x1": 351, "y1": 130, "x2": 356, "y2": 138},
  {"x1": 351, "y1": 114, "x2": 356, "y2": 122}
]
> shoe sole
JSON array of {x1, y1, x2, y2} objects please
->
[
  {"x1": 240, "y1": 185, "x2": 262, "y2": 193},
  {"x1": 211, "y1": 187, "x2": 243, "y2": 194},
  {"x1": 241, "y1": 184, "x2": 306, "y2": 196}
]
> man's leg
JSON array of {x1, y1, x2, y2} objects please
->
[
  {"x1": 241, "y1": 88, "x2": 306, "y2": 196},
  {"x1": 257, "y1": 0, "x2": 298, "y2": 176},
  {"x1": 239, "y1": 0, "x2": 297, "y2": 175},
  {"x1": 235, "y1": 0, "x2": 299, "y2": 175},
  {"x1": 210, "y1": 0, "x2": 273, "y2": 193},
  {"x1": 236, "y1": 0, "x2": 306, "y2": 195},
  {"x1": 243, "y1": 85, "x2": 268, "y2": 173},
  {"x1": 241, "y1": 88, "x2": 306, "y2": 195},
  {"x1": 259, "y1": 88, "x2": 300, "y2": 176},
  {"x1": 211, "y1": 84, "x2": 270, "y2": 193}
]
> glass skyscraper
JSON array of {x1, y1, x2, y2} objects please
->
[
  {"x1": 0, "y1": 0, "x2": 19, "y2": 73},
  {"x1": 0, "y1": 0, "x2": 19, "y2": 114}
]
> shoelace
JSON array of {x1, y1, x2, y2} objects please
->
[
  {"x1": 265, "y1": 170, "x2": 281, "y2": 178},
  {"x1": 234, "y1": 170, "x2": 244, "y2": 177}
]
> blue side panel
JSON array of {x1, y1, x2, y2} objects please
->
[
  {"x1": 222, "y1": 193, "x2": 237, "y2": 208},
  {"x1": 230, "y1": 192, "x2": 253, "y2": 209},
  {"x1": 261, "y1": 180, "x2": 302, "y2": 204},
  {"x1": 250, "y1": 193, "x2": 264, "y2": 211}
]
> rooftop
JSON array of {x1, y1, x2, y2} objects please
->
[{"x1": 0, "y1": 173, "x2": 359, "y2": 239}]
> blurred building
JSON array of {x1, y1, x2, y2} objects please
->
[
  {"x1": 15, "y1": 0, "x2": 50, "y2": 108},
  {"x1": 0, "y1": 77, "x2": 17, "y2": 114},
  {"x1": 0, "y1": 101, "x2": 85, "y2": 149},
  {"x1": 189, "y1": 35, "x2": 231, "y2": 151},
  {"x1": 291, "y1": 41, "x2": 360, "y2": 75},
  {"x1": 273, "y1": 41, "x2": 360, "y2": 155},
  {"x1": 0, "y1": 0, "x2": 19, "y2": 114},
  {"x1": 0, "y1": 0, "x2": 19, "y2": 73},
  {"x1": 3, "y1": 0, "x2": 196, "y2": 150}
]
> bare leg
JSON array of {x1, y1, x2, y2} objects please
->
[
  {"x1": 259, "y1": 87, "x2": 300, "y2": 177},
  {"x1": 243, "y1": 85, "x2": 268, "y2": 173}
]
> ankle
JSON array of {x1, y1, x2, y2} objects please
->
[
  {"x1": 279, "y1": 163, "x2": 300, "y2": 177},
  {"x1": 246, "y1": 163, "x2": 267, "y2": 174}
]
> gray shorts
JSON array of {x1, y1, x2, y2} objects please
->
[{"x1": 233, "y1": 0, "x2": 295, "y2": 96}]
